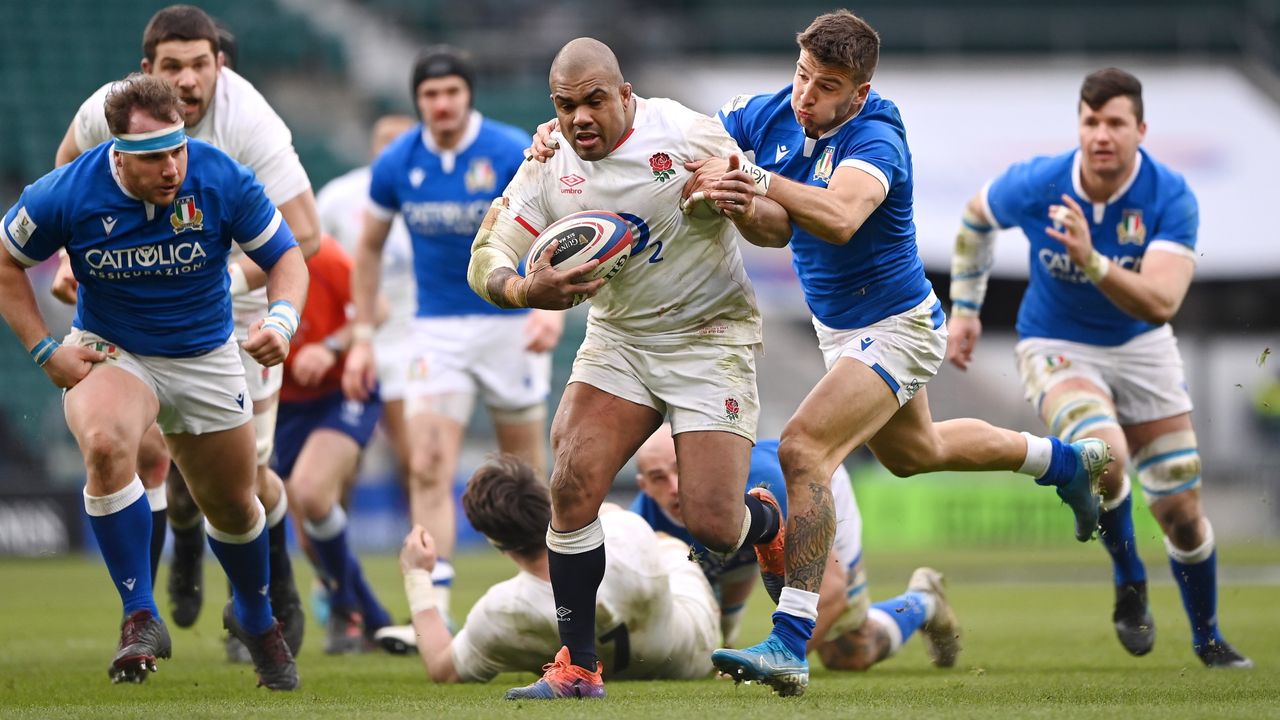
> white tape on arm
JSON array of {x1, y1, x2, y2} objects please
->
[{"x1": 949, "y1": 209, "x2": 996, "y2": 317}]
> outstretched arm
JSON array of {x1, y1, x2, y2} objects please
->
[{"x1": 401, "y1": 525, "x2": 462, "y2": 683}]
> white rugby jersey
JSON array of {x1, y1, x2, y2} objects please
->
[
  {"x1": 73, "y1": 67, "x2": 311, "y2": 333},
  {"x1": 499, "y1": 97, "x2": 761, "y2": 346},
  {"x1": 316, "y1": 165, "x2": 416, "y2": 341},
  {"x1": 450, "y1": 510, "x2": 718, "y2": 682}
]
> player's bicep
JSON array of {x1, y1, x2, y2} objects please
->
[
  {"x1": 1139, "y1": 248, "x2": 1195, "y2": 303},
  {"x1": 825, "y1": 165, "x2": 887, "y2": 228}
]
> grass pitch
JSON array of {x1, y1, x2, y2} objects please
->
[{"x1": 0, "y1": 544, "x2": 1277, "y2": 719}]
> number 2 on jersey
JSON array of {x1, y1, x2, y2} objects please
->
[{"x1": 617, "y1": 212, "x2": 663, "y2": 264}]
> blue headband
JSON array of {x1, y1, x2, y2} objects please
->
[{"x1": 112, "y1": 123, "x2": 187, "y2": 154}]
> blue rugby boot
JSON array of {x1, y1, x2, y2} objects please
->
[
  {"x1": 1048, "y1": 438, "x2": 1110, "y2": 542},
  {"x1": 712, "y1": 634, "x2": 809, "y2": 697}
]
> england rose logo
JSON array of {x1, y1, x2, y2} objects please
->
[
  {"x1": 650, "y1": 152, "x2": 675, "y2": 182},
  {"x1": 724, "y1": 397, "x2": 740, "y2": 422}
]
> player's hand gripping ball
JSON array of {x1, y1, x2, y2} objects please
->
[{"x1": 525, "y1": 210, "x2": 634, "y2": 305}]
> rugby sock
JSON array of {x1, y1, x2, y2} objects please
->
[
  {"x1": 206, "y1": 500, "x2": 273, "y2": 634},
  {"x1": 1098, "y1": 487, "x2": 1146, "y2": 586},
  {"x1": 772, "y1": 588, "x2": 819, "y2": 658},
  {"x1": 85, "y1": 477, "x2": 159, "y2": 617},
  {"x1": 351, "y1": 569, "x2": 393, "y2": 631},
  {"x1": 265, "y1": 495, "x2": 296, "y2": 598},
  {"x1": 304, "y1": 506, "x2": 358, "y2": 612},
  {"x1": 1167, "y1": 521, "x2": 1224, "y2": 651},
  {"x1": 145, "y1": 485, "x2": 168, "y2": 585},
  {"x1": 1033, "y1": 436, "x2": 1076, "y2": 487},
  {"x1": 740, "y1": 493, "x2": 780, "y2": 547},
  {"x1": 872, "y1": 591, "x2": 934, "y2": 646},
  {"x1": 546, "y1": 518, "x2": 607, "y2": 670},
  {"x1": 430, "y1": 559, "x2": 454, "y2": 617},
  {"x1": 1018, "y1": 432, "x2": 1054, "y2": 478}
]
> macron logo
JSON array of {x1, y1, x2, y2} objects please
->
[
  {"x1": 235, "y1": 392, "x2": 245, "y2": 409},
  {"x1": 860, "y1": 337, "x2": 875, "y2": 351},
  {"x1": 123, "y1": 578, "x2": 136, "y2": 591},
  {"x1": 409, "y1": 168, "x2": 426, "y2": 188},
  {"x1": 775, "y1": 145, "x2": 790, "y2": 163},
  {"x1": 258, "y1": 585, "x2": 269, "y2": 596},
  {"x1": 102, "y1": 216, "x2": 117, "y2": 236}
]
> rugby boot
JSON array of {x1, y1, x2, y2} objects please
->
[
  {"x1": 324, "y1": 608, "x2": 375, "y2": 655},
  {"x1": 108, "y1": 609, "x2": 172, "y2": 684},
  {"x1": 270, "y1": 577, "x2": 306, "y2": 656},
  {"x1": 908, "y1": 567, "x2": 962, "y2": 668},
  {"x1": 222, "y1": 602, "x2": 299, "y2": 690},
  {"x1": 1197, "y1": 639, "x2": 1254, "y2": 669},
  {"x1": 373, "y1": 623, "x2": 418, "y2": 655},
  {"x1": 504, "y1": 646, "x2": 605, "y2": 700},
  {"x1": 1112, "y1": 581, "x2": 1155, "y2": 656},
  {"x1": 748, "y1": 487, "x2": 786, "y2": 605},
  {"x1": 712, "y1": 633, "x2": 809, "y2": 697},
  {"x1": 1056, "y1": 439, "x2": 1110, "y2": 542}
]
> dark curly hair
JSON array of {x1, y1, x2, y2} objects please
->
[
  {"x1": 796, "y1": 9, "x2": 880, "y2": 85},
  {"x1": 461, "y1": 454, "x2": 550, "y2": 559}
]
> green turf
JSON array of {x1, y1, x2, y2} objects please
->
[{"x1": 0, "y1": 545, "x2": 1276, "y2": 719}]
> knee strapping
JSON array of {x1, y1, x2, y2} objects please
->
[
  {"x1": 1134, "y1": 430, "x2": 1201, "y2": 506},
  {"x1": 1165, "y1": 518, "x2": 1214, "y2": 564},
  {"x1": 253, "y1": 403, "x2": 278, "y2": 467},
  {"x1": 1045, "y1": 390, "x2": 1119, "y2": 442},
  {"x1": 490, "y1": 403, "x2": 547, "y2": 424}
]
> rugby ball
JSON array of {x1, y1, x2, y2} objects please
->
[{"x1": 526, "y1": 210, "x2": 634, "y2": 285}]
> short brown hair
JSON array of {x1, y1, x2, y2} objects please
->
[
  {"x1": 104, "y1": 73, "x2": 184, "y2": 135},
  {"x1": 1080, "y1": 68, "x2": 1144, "y2": 123},
  {"x1": 461, "y1": 454, "x2": 550, "y2": 558},
  {"x1": 142, "y1": 4, "x2": 219, "y2": 62},
  {"x1": 796, "y1": 9, "x2": 881, "y2": 84}
]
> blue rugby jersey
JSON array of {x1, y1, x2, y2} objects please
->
[
  {"x1": 984, "y1": 148, "x2": 1197, "y2": 346},
  {"x1": 719, "y1": 87, "x2": 934, "y2": 329},
  {"x1": 1, "y1": 139, "x2": 296, "y2": 357},
  {"x1": 368, "y1": 112, "x2": 528, "y2": 317}
]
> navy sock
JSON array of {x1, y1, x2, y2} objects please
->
[
  {"x1": 207, "y1": 515, "x2": 273, "y2": 635},
  {"x1": 548, "y1": 544, "x2": 606, "y2": 670},
  {"x1": 350, "y1": 564, "x2": 392, "y2": 630},
  {"x1": 267, "y1": 515, "x2": 295, "y2": 597},
  {"x1": 1170, "y1": 549, "x2": 1224, "y2": 651},
  {"x1": 149, "y1": 509, "x2": 167, "y2": 585},
  {"x1": 86, "y1": 484, "x2": 159, "y2": 617},
  {"x1": 1035, "y1": 437, "x2": 1077, "y2": 487},
  {"x1": 872, "y1": 591, "x2": 930, "y2": 645},
  {"x1": 1099, "y1": 493, "x2": 1146, "y2": 586},
  {"x1": 306, "y1": 516, "x2": 359, "y2": 613},
  {"x1": 742, "y1": 493, "x2": 780, "y2": 545}
]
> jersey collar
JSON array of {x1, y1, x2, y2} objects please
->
[
  {"x1": 421, "y1": 109, "x2": 483, "y2": 173},
  {"x1": 107, "y1": 147, "x2": 159, "y2": 221},
  {"x1": 1072, "y1": 148, "x2": 1144, "y2": 224}
]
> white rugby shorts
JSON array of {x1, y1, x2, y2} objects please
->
[
  {"x1": 373, "y1": 318, "x2": 414, "y2": 402},
  {"x1": 64, "y1": 329, "x2": 253, "y2": 435},
  {"x1": 238, "y1": 343, "x2": 284, "y2": 403},
  {"x1": 568, "y1": 322, "x2": 759, "y2": 441},
  {"x1": 813, "y1": 292, "x2": 947, "y2": 406},
  {"x1": 1015, "y1": 324, "x2": 1193, "y2": 425},
  {"x1": 404, "y1": 315, "x2": 551, "y2": 421}
]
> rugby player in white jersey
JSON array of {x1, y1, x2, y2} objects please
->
[
  {"x1": 0, "y1": 74, "x2": 305, "y2": 688},
  {"x1": 51, "y1": 5, "x2": 318, "y2": 653},
  {"x1": 468, "y1": 37, "x2": 795, "y2": 700},
  {"x1": 316, "y1": 115, "x2": 417, "y2": 491},
  {"x1": 396, "y1": 455, "x2": 719, "y2": 683}
]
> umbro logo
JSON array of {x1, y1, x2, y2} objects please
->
[
  {"x1": 560, "y1": 174, "x2": 585, "y2": 194},
  {"x1": 555, "y1": 606, "x2": 572, "y2": 620},
  {"x1": 235, "y1": 392, "x2": 245, "y2": 408},
  {"x1": 861, "y1": 337, "x2": 875, "y2": 351},
  {"x1": 102, "y1": 216, "x2": 117, "y2": 235},
  {"x1": 409, "y1": 168, "x2": 426, "y2": 188},
  {"x1": 775, "y1": 145, "x2": 790, "y2": 163},
  {"x1": 123, "y1": 578, "x2": 136, "y2": 591}
]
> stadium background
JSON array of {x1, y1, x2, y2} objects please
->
[{"x1": 0, "y1": 0, "x2": 1277, "y2": 559}]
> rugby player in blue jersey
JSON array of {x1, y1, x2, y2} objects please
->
[
  {"x1": 345, "y1": 47, "x2": 563, "y2": 620},
  {"x1": 946, "y1": 68, "x2": 1251, "y2": 669},
  {"x1": 0, "y1": 74, "x2": 307, "y2": 689}
]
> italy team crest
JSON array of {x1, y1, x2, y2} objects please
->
[
  {"x1": 1117, "y1": 209, "x2": 1146, "y2": 245},
  {"x1": 170, "y1": 196, "x2": 204, "y2": 234},
  {"x1": 813, "y1": 147, "x2": 835, "y2": 183},
  {"x1": 465, "y1": 158, "x2": 496, "y2": 193}
]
